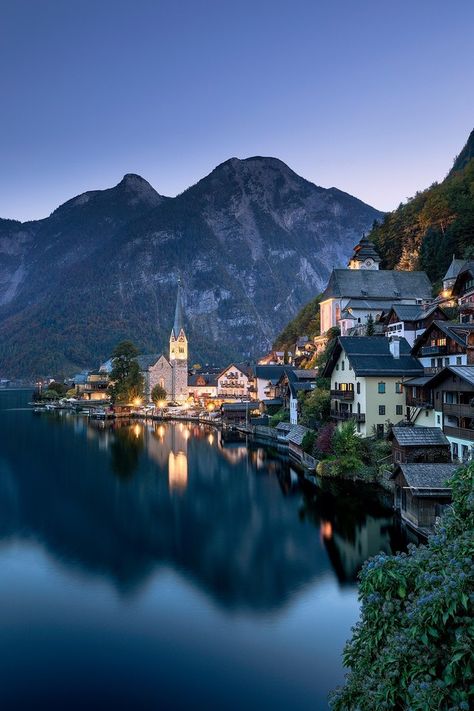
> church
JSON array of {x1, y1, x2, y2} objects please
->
[
  {"x1": 137, "y1": 281, "x2": 189, "y2": 403},
  {"x1": 318, "y1": 235, "x2": 432, "y2": 337}
]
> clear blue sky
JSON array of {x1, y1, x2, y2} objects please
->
[{"x1": 1, "y1": 0, "x2": 473, "y2": 221}]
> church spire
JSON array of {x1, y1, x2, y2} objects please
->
[
  {"x1": 172, "y1": 278, "x2": 184, "y2": 338},
  {"x1": 348, "y1": 234, "x2": 381, "y2": 270}
]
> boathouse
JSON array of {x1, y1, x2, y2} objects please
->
[
  {"x1": 391, "y1": 463, "x2": 457, "y2": 533},
  {"x1": 389, "y1": 426, "x2": 451, "y2": 464}
]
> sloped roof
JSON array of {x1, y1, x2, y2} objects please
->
[
  {"x1": 348, "y1": 234, "x2": 381, "y2": 264},
  {"x1": 323, "y1": 337, "x2": 423, "y2": 378},
  {"x1": 345, "y1": 298, "x2": 396, "y2": 311},
  {"x1": 137, "y1": 354, "x2": 165, "y2": 370},
  {"x1": 276, "y1": 422, "x2": 293, "y2": 432},
  {"x1": 390, "y1": 426, "x2": 449, "y2": 447},
  {"x1": 423, "y1": 365, "x2": 474, "y2": 389},
  {"x1": 443, "y1": 257, "x2": 466, "y2": 282},
  {"x1": 218, "y1": 363, "x2": 254, "y2": 379},
  {"x1": 385, "y1": 303, "x2": 442, "y2": 322},
  {"x1": 255, "y1": 365, "x2": 293, "y2": 380},
  {"x1": 188, "y1": 373, "x2": 217, "y2": 387},
  {"x1": 221, "y1": 402, "x2": 256, "y2": 412},
  {"x1": 413, "y1": 320, "x2": 474, "y2": 353},
  {"x1": 288, "y1": 424, "x2": 311, "y2": 445},
  {"x1": 321, "y1": 269, "x2": 432, "y2": 301},
  {"x1": 171, "y1": 280, "x2": 185, "y2": 337},
  {"x1": 394, "y1": 463, "x2": 457, "y2": 490},
  {"x1": 451, "y1": 261, "x2": 474, "y2": 295}
]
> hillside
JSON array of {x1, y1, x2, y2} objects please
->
[
  {"x1": 369, "y1": 129, "x2": 474, "y2": 284},
  {"x1": 0, "y1": 158, "x2": 382, "y2": 376}
]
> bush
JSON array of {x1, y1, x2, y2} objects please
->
[
  {"x1": 302, "y1": 430, "x2": 316, "y2": 455},
  {"x1": 330, "y1": 463, "x2": 474, "y2": 710},
  {"x1": 269, "y1": 409, "x2": 289, "y2": 427}
]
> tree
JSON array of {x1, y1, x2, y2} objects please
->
[
  {"x1": 151, "y1": 384, "x2": 167, "y2": 405},
  {"x1": 300, "y1": 388, "x2": 331, "y2": 428},
  {"x1": 47, "y1": 380, "x2": 68, "y2": 396},
  {"x1": 108, "y1": 340, "x2": 144, "y2": 403},
  {"x1": 366, "y1": 313, "x2": 375, "y2": 336},
  {"x1": 331, "y1": 463, "x2": 474, "y2": 710},
  {"x1": 301, "y1": 430, "x2": 316, "y2": 455},
  {"x1": 315, "y1": 422, "x2": 335, "y2": 455},
  {"x1": 332, "y1": 420, "x2": 364, "y2": 475}
]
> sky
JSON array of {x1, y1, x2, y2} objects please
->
[{"x1": 1, "y1": 0, "x2": 473, "y2": 221}]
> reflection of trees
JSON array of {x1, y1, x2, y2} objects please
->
[{"x1": 110, "y1": 423, "x2": 145, "y2": 479}]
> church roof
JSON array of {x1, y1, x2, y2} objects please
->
[
  {"x1": 137, "y1": 354, "x2": 167, "y2": 370},
  {"x1": 443, "y1": 256, "x2": 466, "y2": 282},
  {"x1": 321, "y1": 269, "x2": 432, "y2": 301},
  {"x1": 171, "y1": 280, "x2": 185, "y2": 336},
  {"x1": 348, "y1": 234, "x2": 381, "y2": 265}
]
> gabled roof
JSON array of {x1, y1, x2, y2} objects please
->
[
  {"x1": 188, "y1": 373, "x2": 217, "y2": 387},
  {"x1": 443, "y1": 257, "x2": 466, "y2": 282},
  {"x1": 322, "y1": 337, "x2": 423, "y2": 378},
  {"x1": 320, "y1": 269, "x2": 432, "y2": 301},
  {"x1": 255, "y1": 365, "x2": 294, "y2": 381},
  {"x1": 393, "y1": 463, "x2": 457, "y2": 490},
  {"x1": 383, "y1": 303, "x2": 444, "y2": 323},
  {"x1": 451, "y1": 261, "x2": 474, "y2": 296},
  {"x1": 412, "y1": 320, "x2": 474, "y2": 354},
  {"x1": 137, "y1": 354, "x2": 166, "y2": 370},
  {"x1": 389, "y1": 426, "x2": 449, "y2": 447},
  {"x1": 424, "y1": 365, "x2": 474, "y2": 389},
  {"x1": 217, "y1": 362, "x2": 254, "y2": 379},
  {"x1": 289, "y1": 382, "x2": 315, "y2": 398}
]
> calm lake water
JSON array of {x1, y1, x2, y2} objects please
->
[{"x1": 0, "y1": 390, "x2": 408, "y2": 710}]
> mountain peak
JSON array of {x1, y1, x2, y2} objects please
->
[{"x1": 449, "y1": 128, "x2": 474, "y2": 175}]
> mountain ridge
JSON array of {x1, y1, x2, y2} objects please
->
[{"x1": 0, "y1": 157, "x2": 383, "y2": 376}]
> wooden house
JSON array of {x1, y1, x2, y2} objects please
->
[
  {"x1": 389, "y1": 426, "x2": 451, "y2": 464},
  {"x1": 391, "y1": 463, "x2": 457, "y2": 533}
]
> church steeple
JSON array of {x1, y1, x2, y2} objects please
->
[
  {"x1": 348, "y1": 234, "x2": 381, "y2": 270},
  {"x1": 169, "y1": 279, "x2": 188, "y2": 364}
]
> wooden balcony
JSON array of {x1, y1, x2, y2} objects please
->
[
  {"x1": 421, "y1": 345, "x2": 447, "y2": 356},
  {"x1": 444, "y1": 425, "x2": 474, "y2": 442},
  {"x1": 443, "y1": 402, "x2": 474, "y2": 418},
  {"x1": 330, "y1": 409, "x2": 365, "y2": 423},
  {"x1": 330, "y1": 388, "x2": 354, "y2": 401}
]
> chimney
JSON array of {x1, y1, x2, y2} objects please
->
[{"x1": 389, "y1": 337, "x2": 400, "y2": 359}]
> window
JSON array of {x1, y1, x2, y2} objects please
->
[
  {"x1": 444, "y1": 357, "x2": 449, "y2": 366},
  {"x1": 378, "y1": 382, "x2": 386, "y2": 394},
  {"x1": 431, "y1": 358, "x2": 435, "y2": 367},
  {"x1": 379, "y1": 405, "x2": 385, "y2": 415},
  {"x1": 456, "y1": 356, "x2": 462, "y2": 365},
  {"x1": 341, "y1": 360, "x2": 345, "y2": 371},
  {"x1": 425, "y1": 410, "x2": 429, "y2": 417},
  {"x1": 336, "y1": 363, "x2": 339, "y2": 371},
  {"x1": 356, "y1": 382, "x2": 360, "y2": 394},
  {"x1": 395, "y1": 382, "x2": 402, "y2": 393},
  {"x1": 396, "y1": 405, "x2": 403, "y2": 416},
  {"x1": 452, "y1": 442, "x2": 458, "y2": 459},
  {"x1": 437, "y1": 414, "x2": 441, "y2": 424}
]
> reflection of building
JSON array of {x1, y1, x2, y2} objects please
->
[{"x1": 168, "y1": 451, "x2": 188, "y2": 491}]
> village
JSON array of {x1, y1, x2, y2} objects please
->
[{"x1": 32, "y1": 236, "x2": 474, "y2": 538}]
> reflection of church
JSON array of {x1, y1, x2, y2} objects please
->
[
  {"x1": 138, "y1": 281, "x2": 189, "y2": 403},
  {"x1": 147, "y1": 422, "x2": 189, "y2": 491}
]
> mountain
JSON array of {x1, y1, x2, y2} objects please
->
[
  {"x1": 369, "y1": 129, "x2": 474, "y2": 285},
  {"x1": 0, "y1": 158, "x2": 383, "y2": 376}
]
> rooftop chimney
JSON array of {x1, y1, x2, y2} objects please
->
[{"x1": 389, "y1": 337, "x2": 400, "y2": 359}]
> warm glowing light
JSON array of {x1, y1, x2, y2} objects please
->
[
  {"x1": 158, "y1": 400, "x2": 166, "y2": 409},
  {"x1": 157, "y1": 425, "x2": 165, "y2": 438},
  {"x1": 320, "y1": 520, "x2": 333, "y2": 540},
  {"x1": 208, "y1": 433, "x2": 214, "y2": 445},
  {"x1": 133, "y1": 397, "x2": 142, "y2": 407},
  {"x1": 133, "y1": 423, "x2": 141, "y2": 439},
  {"x1": 168, "y1": 451, "x2": 188, "y2": 491},
  {"x1": 207, "y1": 403, "x2": 215, "y2": 411}
]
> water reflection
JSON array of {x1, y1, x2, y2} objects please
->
[{"x1": 0, "y1": 394, "x2": 409, "y2": 610}]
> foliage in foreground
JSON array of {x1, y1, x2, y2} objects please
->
[{"x1": 330, "y1": 463, "x2": 474, "y2": 710}]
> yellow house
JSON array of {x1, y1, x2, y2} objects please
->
[{"x1": 322, "y1": 336, "x2": 424, "y2": 437}]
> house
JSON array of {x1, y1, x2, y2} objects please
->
[
  {"x1": 75, "y1": 370, "x2": 110, "y2": 401},
  {"x1": 319, "y1": 237, "x2": 432, "y2": 336},
  {"x1": 287, "y1": 424, "x2": 312, "y2": 465},
  {"x1": 254, "y1": 364, "x2": 294, "y2": 401},
  {"x1": 391, "y1": 463, "x2": 456, "y2": 534},
  {"x1": 441, "y1": 255, "x2": 467, "y2": 295},
  {"x1": 188, "y1": 372, "x2": 218, "y2": 400},
  {"x1": 322, "y1": 336, "x2": 423, "y2": 436},
  {"x1": 381, "y1": 303, "x2": 447, "y2": 347},
  {"x1": 257, "y1": 350, "x2": 291, "y2": 365},
  {"x1": 217, "y1": 363, "x2": 254, "y2": 399},
  {"x1": 275, "y1": 368, "x2": 317, "y2": 424},
  {"x1": 411, "y1": 320, "x2": 474, "y2": 373},
  {"x1": 451, "y1": 261, "x2": 474, "y2": 324},
  {"x1": 220, "y1": 401, "x2": 259, "y2": 426},
  {"x1": 388, "y1": 426, "x2": 451, "y2": 464},
  {"x1": 422, "y1": 365, "x2": 474, "y2": 462}
]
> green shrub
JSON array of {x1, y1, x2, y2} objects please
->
[{"x1": 330, "y1": 463, "x2": 474, "y2": 710}]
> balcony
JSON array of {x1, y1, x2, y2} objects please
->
[
  {"x1": 443, "y1": 402, "x2": 474, "y2": 418},
  {"x1": 330, "y1": 388, "x2": 354, "y2": 401},
  {"x1": 421, "y1": 345, "x2": 447, "y2": 356},
  {"x1": 444, "y1": 425, "x2": 474, "y2": 442},
  {"x1": 330, "y1": 409, "x2": 365, "y2": 423},
  {"x1": 406, "y1": 397, "x2": 433, "y2": 409}
]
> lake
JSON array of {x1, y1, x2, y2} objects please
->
[{"x1": 0, "y1": 389, "x2": 408, "y2": 710}]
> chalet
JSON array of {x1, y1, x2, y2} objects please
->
[
  {"x1": 254, "y1": 364, "x2": 294, "y2": 401},
  {"x1": 188, "y1": 373, "x2": 218, "y2": 401},
  {"x1": 423, "y1": 365, "x2": 474, "y2": 462},
  {"x1": 451, "y1": 261, "x2": 474, "y2": 324},
  {"x1": 322, "y1": 336, "x2": 423, "y2": 436},
  {"x1": 391, "y1": 463, "x2": 456, "y2": 534},
  {"x1": 382, "y1": 303, "x2": 447, "y2": 347},
  {"x1": 220, "y1": 401, "x2": 259, "y2": 426},
  {"x1": 217, "y1": 363, "x2": 254, "y2": 399},
  {"x1": 411, "y1": 320, "x2": 474, "y2": 373},
  {"x1": 275, "y1": 368, "x2": 317, "y2": 424},
  {"x1": 319, "y1": 237, "x2": 432, "y2": 336},
  {"x1": 388, "y1": 426, "x2": 451, "y2": 464}
]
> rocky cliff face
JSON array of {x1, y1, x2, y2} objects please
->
[{"x1": 0, "y1": 158, "x2": 383, "y2": 376}]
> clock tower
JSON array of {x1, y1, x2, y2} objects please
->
[{"x1": 348, "y1": 234, "x2": 381, "y2": 270}]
